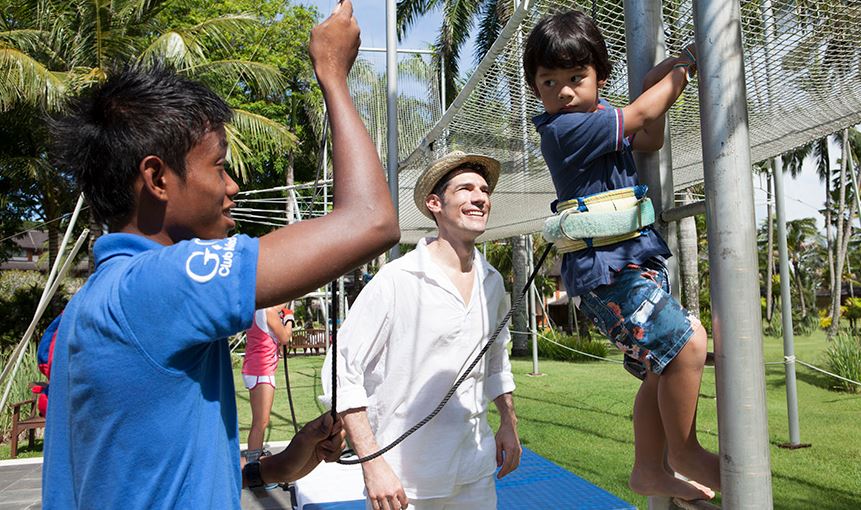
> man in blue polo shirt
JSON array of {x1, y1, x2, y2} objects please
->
[{"x1": 42, "y1": 1, "x2": 400, "y2": 508}]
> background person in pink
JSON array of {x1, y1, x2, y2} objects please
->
[{"x1": 243, "y1": 305, "x2": 294, "y2": 463}]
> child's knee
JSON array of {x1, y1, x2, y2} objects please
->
[
  {"x1": 683, "y1": 326, "x2": 708, "y2": 362},
  {"x1": 252, "y1": 417, "x2": 270, "y2": 431}
]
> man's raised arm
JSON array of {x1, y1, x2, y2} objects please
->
[{"x1": 256, "y1": 0, "x2": 399, "y2": 307}]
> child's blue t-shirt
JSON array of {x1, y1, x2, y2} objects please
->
[
  {"x1": 534, "y1": 98, "x2": 671, "y2": 296},
  {"x1": 42, "y1": 233, "x2": 258, "y2": 509}
]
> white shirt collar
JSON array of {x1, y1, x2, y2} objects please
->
[{"x1": 400, "y1": 237, "x2": 497, "y2": 284}]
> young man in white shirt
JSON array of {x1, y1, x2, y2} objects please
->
[{"x1": 323, "y1": 151, "x2": 521, "y2": 510}]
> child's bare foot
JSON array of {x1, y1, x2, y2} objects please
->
[
  {"x1": 629, "y1": 468, "x2": 715, "y2": 501},
  {"x1": 669, "y1": 448, "x2": 721, "y2": 491}
]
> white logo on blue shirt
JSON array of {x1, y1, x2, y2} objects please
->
[{"x1": 185, "y1": 237, "x2": 238, "y2": 283}]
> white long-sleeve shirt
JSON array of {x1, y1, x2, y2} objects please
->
[{"x1": 321, "y1": 237, "x2": 516, "y2": 499}]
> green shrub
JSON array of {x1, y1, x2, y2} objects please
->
[
  {"x1": 0, "y1": 270, "x2": 84, "y2": 447},
  {"x1": 0, "y1": 271, "x2": 84, "y2": 352},
  {"x1": 793, "y1": 312, "x2": 818, "y2": 336},
  {"x1": 537, "y1": 328, "x2": 609, "y2": 362},
  {"x1": 762, "y1": 301, "x2": 783, "y2": 337},
  {"x1": 823, "y1": 333, "x2": 861, "y2": 393},
  {"x1": 0, "y1": 348, "x2": 43, "y2": 446}
]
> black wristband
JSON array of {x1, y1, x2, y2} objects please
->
[{"x1": 243, "y1": 460, "x2": 264, "y2": 489}]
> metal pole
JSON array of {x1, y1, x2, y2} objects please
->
[
  {"x1": 661, "y1": 200, "x2": 706, "y2": 223},
  {"x1": 359, "y1": 47, "x2": 434, "y2": 55},
  {"x1": 527, "y1": 235, "x2": 540, "y2": 375},
  {"x1": 323, "y1": 107, "x2": 329, "y2": 215},
  {"x1": 694, "y1": 0, "x2": 774, "y2": 506},
  {"x1": 515, "y1": 0, "x2": 538, "y2": 374},
  {"x1": 386, "y1": 0, "x2": 400, "y2": 260},
  {"x1": 40, "y1": 194, "x2": 85, "y2": 309},
  {"x1": 772, "y1": 157, "x2": 802, "y2": 446},
  {"x1": 339, "y1": 276, "x2": 346, "y2": 323},
  {"x1": 623, "y1": 3, "x2": 681, "y2": 508},
  {"x1": 440, "y1": 59, "x2": 446, "y2": 113},
  {"x1": 623, "y1": 0, "x2": 680, "y2": 300},
  {"x1": 322, "y1": 291, "x2": 331, "y2": 351}
]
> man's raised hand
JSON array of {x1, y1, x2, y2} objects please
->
[{"x1": 309, "y1": 0, "x2": 360, "y2": 86}]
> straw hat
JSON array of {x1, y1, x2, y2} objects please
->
[{"x1": 413, "y1": 151, "x2": 501, "y2": 220}]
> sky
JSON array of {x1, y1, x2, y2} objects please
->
[
  {"x1": 302, "y1": 0, "x2": 444, "y2": 51},
  {"x1": 301, "y1": 0, "x2": 832, "y2": 232}
]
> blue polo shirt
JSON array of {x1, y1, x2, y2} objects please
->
[
  {"x1": 43, "y1": 233, "x2": 258, "y2": 509},
  {"x1": 534, "y1": 99, "x2": 671, "y2": 296}
]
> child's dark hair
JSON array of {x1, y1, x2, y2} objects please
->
[
  {"x1": 523, "y1": 10, "x2": 611, "y2": 92},
  {"x1": 51, "y1": 64, "x2": 232, "y2": 227}
]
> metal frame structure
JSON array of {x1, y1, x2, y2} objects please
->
[{"x1": 694, "y1": 0, "x2": 774, "y2": 506}]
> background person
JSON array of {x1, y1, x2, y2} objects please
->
[{"x1": 243, "y1": 305, "x2": 294, "y2": 466}]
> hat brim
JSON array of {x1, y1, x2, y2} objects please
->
[{"x1": 413, "y1": 153, "x2": 501, "y2": 220}]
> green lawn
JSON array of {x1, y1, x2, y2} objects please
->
[
  {"x1": 5, "y1": 333, "x2": 859, "y2": 509},
  {"x1": 236, "y1": 332, "x2": 861, "y2": 509}
]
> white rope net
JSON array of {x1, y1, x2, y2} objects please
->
[
  {"x1": 390, "y1": 0, "x2": 861, "y2": 243},
  {"x1": 233, "y1": 51, "x2": 442, "y2": 228}
]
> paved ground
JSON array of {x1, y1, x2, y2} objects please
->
[
  {"x1": 0, "y1": 444, "x2": 296, "y2": 510},
  {"x1": 0, "y1": 460, "x2": 41, "y2": 510}
]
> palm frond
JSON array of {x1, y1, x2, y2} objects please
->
[
  {"x1": 223, "y1": 122, "x2": 254, "y2": 183},
  {"x1": 226, "y1": 109, "x2": 299, "y2": 182},
  {"x1": 138, "y1": 31, "x2": 206, "y2": 69},
  {"x1": 0, "y1": 155, "x2": 54, "y2": 182},
  {"x1": 0, "y1": 29, "x2": 47, "y2": 53},
  {"x1": 396, "y1": 0, "x2": 443, "y2": 40},
  {"x1": 114, "y1": 0, "x2": 170, "y2": 24},
  {"x1": 0, "y1": 47, "x2": 67, "y2": 111},
  {"x1": 187, "y1": 60, "x2": 286, "y2": 97},
  {"x1": 474, "y1": 0, "x2": 506, "y2": 64},
  {"x1": 183, "y1": 15, "x2": 260, "y2": 55}
]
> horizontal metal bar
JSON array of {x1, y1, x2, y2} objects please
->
[
  {"x1": 660, "y1": 200, "x2": 705, "y2": 223},
  {"x1": 359, "y1": 46, "x2": 434, "y2": 55}
]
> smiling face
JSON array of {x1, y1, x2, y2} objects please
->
[
  {"x1": 534, "y1": 64, "x2": 606, "y2": 115},
  {"x1": 426, "y1": 170, "x2": 491, "y2": 241},
  {"x1": 164, "y1": 126, "x2": 240, "y2": 241}
]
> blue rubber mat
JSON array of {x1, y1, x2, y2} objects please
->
[{"x1": 302, "y1": 447, "x2": 634, "y2": 509}]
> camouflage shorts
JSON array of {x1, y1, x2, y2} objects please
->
[{"x1": 579, "y1": 257, "x2": 700, "y2": 375}]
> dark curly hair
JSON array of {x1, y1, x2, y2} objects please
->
[{"x1": 51, "y1": 64, "x2": 232, "y2": 227}]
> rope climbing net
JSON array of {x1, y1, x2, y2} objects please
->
[{"x1": 389, "y1": 0, "x2": 861, "y2": 243}]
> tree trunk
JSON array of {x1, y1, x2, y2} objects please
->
[
  {"x1": 511, "y1": 235, "x2": 529, "y2": 356},
  {"x1": 792, "y1": 259, "x2": 807, "y2": 318},
  {"x1": 567, "y1": 299, "x2": 575, "y2": 335},
  {"x1": 834, "y1": 188, "x2": 857, "y2": 320},
  {"x1": 765, "y1": 161, "x2": 775, "y2": 322},
  {"x1": 46, "y1": 221, "x2": 61, "y2": 316},
  {"x1": 829, "y1": 129, "x2": 850, "y2": 338},
  {"x1": 678, "y1": 189, "x2": 700, "y2": 318},
  {"x1": 825, "y1": 160, "x2": 834, "y2": 317}
]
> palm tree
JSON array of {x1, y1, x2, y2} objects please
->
[
  {"x1": 785, "y1": 217, "x2": 822, "y2": 318},
  {"x1": 1, "y1": 0, "x2": 299, "y2": 270},
  {"x1": 396, "y1": 0, "x2": 514, "y2": 108},
  {"x1": 828, "y1": 128, "x2": 861, "y2": 336}
]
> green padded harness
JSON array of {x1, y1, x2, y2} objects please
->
[{"x1": 542, "y1": 185, "x2": 655, "y2": 253}]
